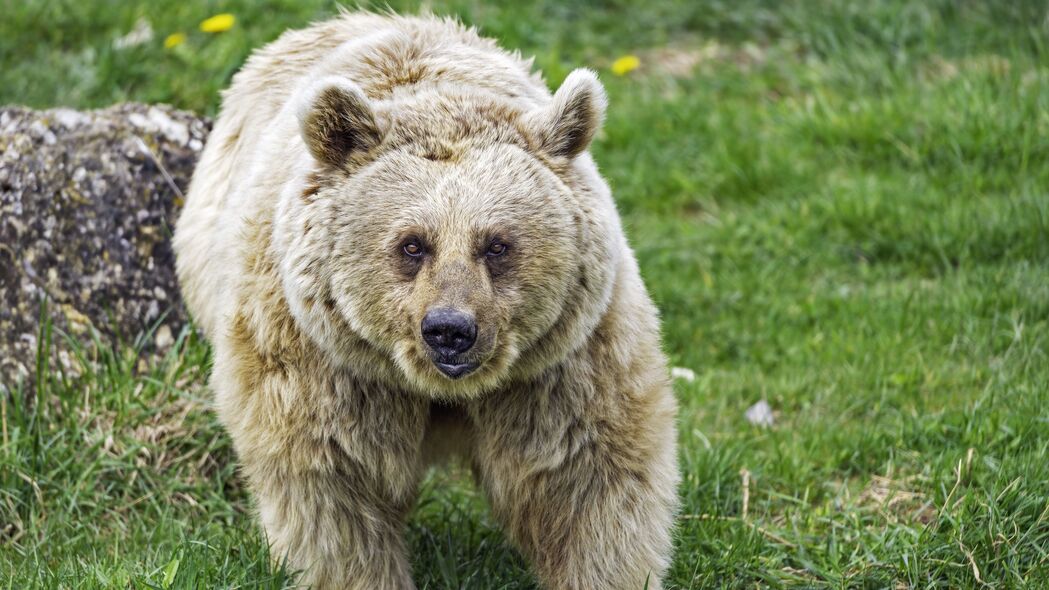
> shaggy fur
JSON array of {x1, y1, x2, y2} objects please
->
[{"x1": 174, "y1": 11, "x2": 678, "y2": 590}]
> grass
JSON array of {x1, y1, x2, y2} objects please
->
[{"x1": 2, "y1": 0, "x2": 1048, "y2": 587}]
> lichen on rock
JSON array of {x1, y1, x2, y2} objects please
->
[{"x1": 0, "y1": 104, "x2": 210, "y2": 393}]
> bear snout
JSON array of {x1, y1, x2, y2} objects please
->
[{"x1": 421, "y1": 308, "x2": 480, "y2": 378}]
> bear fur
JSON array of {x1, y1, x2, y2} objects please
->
[{"x1": 174, "y1": 11, "x2": 679, "y2": 590}]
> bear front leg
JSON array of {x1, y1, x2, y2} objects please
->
[
  {"x1": 215, "y1": 350, "x2": 428, "y2": 590},
  {"x1": 245, "y1": 451, "x2": 426, "y2": 590},
  {"x1": 246, "y1": 457, "x2": 420, "y2": 590},
  {"x1": 469, "y1": 371, "x2": 680, "y2": 590}
]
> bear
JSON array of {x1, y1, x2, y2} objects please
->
[{"x1": 173, "y1": 11, "x2": 679, "y2": 590}]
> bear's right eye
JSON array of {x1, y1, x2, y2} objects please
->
[{"x1": 403, "y1": 240, "x2": 424, "y2": 258}]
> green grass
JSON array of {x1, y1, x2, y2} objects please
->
[{"x1": 2, "y1": 0, "x2": 1048, "y2": 587}]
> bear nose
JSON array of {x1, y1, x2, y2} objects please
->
[{"x1": 421, "y1": 308, "x2": 477, "y2": 357}]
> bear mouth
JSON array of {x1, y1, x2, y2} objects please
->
[{"x1": 433, "y1": 360, "x2": 480, "y2": 379}]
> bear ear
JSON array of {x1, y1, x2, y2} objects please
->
[
  {"x1": 297, "y1": 76, "x2": 383, "y2": 168},
  {"x1": 526, "y1": 68, "x2": 607, "y2": 159}
]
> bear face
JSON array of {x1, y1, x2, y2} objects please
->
[{"x1": 277, "y1": 71, "x2": 616, "y2": 398}]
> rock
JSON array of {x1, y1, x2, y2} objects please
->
[
  {"x1": 744, "y1": 400, "x2": 775, "y2": 427},
  {"x1": 0, "y1": 104, "x2": 210, "y2": 393},
  {"x1": 670, "y1": 366, "x2": 696, "y2": 382}
]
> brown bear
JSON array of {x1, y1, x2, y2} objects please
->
[{"x1": 174, "y1": 11, "x2": 679, "y2": 590}]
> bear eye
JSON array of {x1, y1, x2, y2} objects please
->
[
  {"x1": 403, "y1": 240, "x2": 424, "y2": 258},
  {"x1": 486, "y1": 242, "x2": 508, "y2": 257}
]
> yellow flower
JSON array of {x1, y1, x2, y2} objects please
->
[
  {"x1": 611, "y1": 54, "x2": 641, "y2": 76},
  {"x1": 164, "y1": 32, "x2": 186, "y2": 49},
  {"x1": 199, "y1": 13, "x2": 235, "y2": 33}
]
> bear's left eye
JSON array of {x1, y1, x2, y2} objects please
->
[
  {"x1": 403, "y1": 240, "x2": 425, "y2": 258},
  {"x1": 486, "y1": 242, "x2": 508, "y2": 257}
]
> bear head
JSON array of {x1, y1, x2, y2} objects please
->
[{"x1": 276, "y1": 69, "x2": 620, "y2": 399}]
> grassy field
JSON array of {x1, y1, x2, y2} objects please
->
[{"x1": 3, "y1": 0, "x2": 1049, "y2": 587}]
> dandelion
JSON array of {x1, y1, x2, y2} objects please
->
[
  {"x1": 611, "y1": 54, "x2": 640, "y2": 76},
  {"x1": 164, "y1": 32, "x2": 187, "y2": 49},
  {"x1": 200, "y1": 13, "x2": 235, "y2": 33}
]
